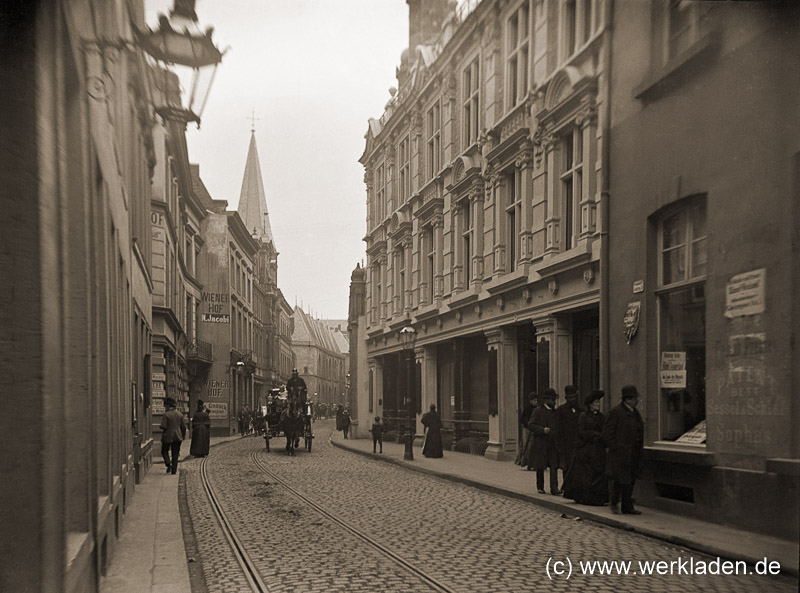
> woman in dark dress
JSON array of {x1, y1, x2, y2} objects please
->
[
  {"x1": 190, "y1": 399, "x2": 211, "y2": 457},
  {"x1": 421, "y1": 404, "x2": 444, "y2": 458},
  {"x1": 562, "y1": 390, "x2": 608, "y2": 505}
]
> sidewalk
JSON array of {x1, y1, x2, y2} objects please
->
[
  {"x1": 331, "y1": 431, "x2": 800, "y2": 578},
  {"x1": 99, "y1": 435, "x2": 240, "y2": 593}
]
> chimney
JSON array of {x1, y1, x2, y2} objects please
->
[{"x1": 407, "y1": 0, "x2": 455, "y2": 53}]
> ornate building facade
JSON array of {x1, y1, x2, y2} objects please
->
[
  {"x1": 292, "y1": 307, "x2": 348, "y2": 407},
  {"x1": 361, "y1": 0, "x2": 609, "y2": 459}
]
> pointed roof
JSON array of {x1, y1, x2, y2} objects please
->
[{"x1": 237, "y1": 132, "x2": 275, "y2": 246}]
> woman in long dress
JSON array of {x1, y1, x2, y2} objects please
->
[
  {"x1": 421, "y1": 404, "x2": 444, "y2": 458},
  {"x1": 562, "y1": 390, "x2": 608, "y2": 505},
  {"x1": 190, "y1": 399, "x2": 211, "y2": 457}
]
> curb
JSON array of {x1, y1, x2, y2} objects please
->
[{"x1": 330, "y1": 438, "x2": 799, "y2": 578}]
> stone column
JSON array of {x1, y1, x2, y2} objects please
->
[
  {"x1": 577, "y1": 101, "x2": 598, "y2": 240},
  {"x1": 485, "y1": 327, "x2": 518, "y2": 460},
  {"x1": 516, "y1": 141, "x2": 535, "y2": 264},
  {"x1": 470, "y1": 184, "x2": 485, "y2": 289},
  {"x1": 433, "y1": 215, "x2": 444, "y2": 305},
  {"x1": 543, "y1": 132, "x2": 560, "y2": 255},
  {"x1": 452, "y1": 206, "x2": 464, "y2": 292},
  {"x1": 404, "y1": 237, "x2": 413, "y2": 314}
]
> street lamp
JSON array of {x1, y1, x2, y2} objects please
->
[
  {"x1": 138, "y1": 0, "x2": 226, "y2": 126},
  {"x1": 399, "y1": 324, "x2": 417, "y2": 461}
]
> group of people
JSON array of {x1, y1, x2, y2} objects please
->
[
  {"x1": 159, "y1": 398, "x2": 211, "y2": 474},
  {"x1": 519, "y1": 384, "x2": 644, "y2": 515},
  {"x1": 237, "y1": 404, "x2": 266, "y2": 436},
  {"x1": 367, "y1": 404, "x2": 445, "y2": 458}
]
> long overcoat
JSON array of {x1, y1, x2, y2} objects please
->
[
  {"x1": 528, "y1": 405, "x2": 558, "y2": 470},
  {"x1": 556, "y1": 402, "x2": 581, "y2": 470},
  {"x1": 603, "y1": 403, "x2": 644, "y2": 484}
]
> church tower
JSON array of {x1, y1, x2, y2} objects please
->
[{"x1": 237, "y1": 130, "x2": 275, "y2": 247}]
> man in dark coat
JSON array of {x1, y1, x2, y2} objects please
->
[
  {"x1": 286, "y1": 369, "x2": 307, "y2": 405},
  {"x1": 160, "y1": 398, "x2": 186, "y2": 474},
  {"x1": 529, "y1": 388, "x2": 559, "y2": 494},
  {"x1": 556, "y1": 385, "x2": 581, "y2": 478},
  {"x1": 516, "y1": 392, "x2": 537, "y2": 466},
  {"x1": 603, "y1": 385, "x2": 645, "y2": 514},
  {"x1": 421, "y1": 404, "x2": 444, "y2": 458}
]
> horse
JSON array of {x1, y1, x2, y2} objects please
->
[{"x1": 280, "y1": 403, "x2": 304, "y2": 456}]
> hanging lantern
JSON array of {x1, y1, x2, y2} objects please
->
[{"x1": 138, "y1": 0, "x2": 225, "y2": 126}]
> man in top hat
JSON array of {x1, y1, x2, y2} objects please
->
[
  {"x1": 556, "y1": 385, "x2": 581, "y2": 481},
  {"x1": 529, "y1": 388, "x2": 560, "y2": 494},
  {"x1": 603, "y1": 385, "x2": 644, "y2": 514}
]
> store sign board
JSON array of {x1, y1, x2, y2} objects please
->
[
  {"x1": 207, "y1": 402, "x2": 228, "y2": 420},
  {"x1": 633, "y1": 279, "x2": 644, "y2": 294},
  {"x1": 152, "y1": 399, "x2": 165, "y2": 415},
  {"x1": 724, "y1": 268, "x2": 765, "y2": 318},
  {"x1": 152, "y1": 372, "x2": 166, "y2": 382},
  {"x1": 201, "y1": 313, "x2": 230, "y2": 323}
]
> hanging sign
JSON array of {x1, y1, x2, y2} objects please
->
[{"x1": 623, "y1": 301, "x2": 641, "y2": 344}]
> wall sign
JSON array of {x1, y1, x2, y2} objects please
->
[
  {"x1": 201, "y1": 313, "x2": 230, "y2": 323},
  {"x1": 207, "y1": 402, "x2": 228, "y2": 420},
  {"x1": 623, "y1": 301, "x2": 641, "y2": 344},
  {"x1": 633, "y1": 279, "x2": 644, "y2": 294},
  {"x1": 724, "y1": 268, "x2": 765, "y2": 318}
]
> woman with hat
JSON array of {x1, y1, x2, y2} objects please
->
[
  {"x1": 190, "y1": 399, "x2": 211, "y2": 458},
  {"x1": 562, "y1": 390, "x2": 608, "y2": 505}
]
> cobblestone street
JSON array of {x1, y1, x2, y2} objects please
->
[{"x1": 181, "y1": 421, "x2": 795, "y2": 593}]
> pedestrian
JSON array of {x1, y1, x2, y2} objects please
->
[
  {"x1": 603, "y1": 385, "x2": 644, "y2": 515},
  {"x1": 556, "y1": 385, "x2": 581, "y2": 478},
  {"x1": 189, "y1": 399, "x2": 210, "y2": 458},
  {"x1": 335, "y1": 404, "x2": 344, "y2": 432},
  {"x1": 421, "y1": 403, "x2": 444, "y2": 458},
  {"x1": 516, "y1": 392, "x2": 537, "y2": 467},
  {"x1": 160, "y1": 398, "x2": 186, "y2": 474},
  {"x1": 371, "y1": 416, "x2": 384, "y2": 453},
  {"x1": 341, "y1": 408, "x2": 352, "y2": 439},
  {"x1": 529, "y1": 388, "x2": 559, "y2": 494},
  {"x1": 562, "y1": 390, "x2": 608, "y2": 505}
]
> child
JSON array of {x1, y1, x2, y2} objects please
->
[{"x1": 371, "y1": 416, "x2": 384, "y2": 453}]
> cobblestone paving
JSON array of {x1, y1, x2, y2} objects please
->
[{"x1": 183, "y1": 421, "x2": 796, "y2": 593}]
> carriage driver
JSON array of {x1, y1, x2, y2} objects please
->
[{"x1": 286, "y1": 369, "x2": 308, "y2": 405}]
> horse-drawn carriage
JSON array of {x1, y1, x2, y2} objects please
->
[{"x1": 263, "y1": 387, "x2": 313, "y2": 455}]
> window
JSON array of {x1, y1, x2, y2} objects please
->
[
  {"x1": 427, "y1": 229, "x2": 435, "y2": 304},
  {"x1": 399, "y1": 137, "x2": 410, "y2": 202},
  {"x1": 560, "y1": 127, "x2": 582, "y2": 250},
  {"x1": 463, "y1": 58, "x2": 480, "y2": 149},
  {"x1": 230, "y1": 255, "x2": 235, "y2": 286},
  {"x1": 506, "y1": 2, "x2": 530, "y2": 110},
  {"x1": 507, "y1": 170, "x2": 521, "y2": 271},
  {"x1": 563, "y1": 0, "x2": 597, "y2": 59},
  {"x1": 398, "y1": 248, "x2": 406, "y2": 311},
  {"x1": 427, "y1": 103, "x2": 441, "y2": 180},
  {"x1": 462, "y1": 201, "x2": 473, "y2": 286},
  {"x1": 651, "y1": 1, "x2": 712, "y2": 67},
  {"x1": 658, "y1": 199, "x2": 707, "y2": 442},
  {"x1": 375, "y1": 164, "x2": 386, "y2": 224}
]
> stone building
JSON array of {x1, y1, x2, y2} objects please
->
[
  {"x1": 607, "y1": 1, "x2": 799, "y2": 539},
  {"x1": 348, "y1": 264, "x2": 369, "y2": 436},
  {"x1": 361, "y1": 0, "x2": 609, "y2": 458},
  {"x1": 195, "y1": 177, "x2": 258, "y2": 436},
  {"x1": 1, "y1": 1, "x2": 156, "y2": 589},
  {"x1": 292, "y1": 307, "x2": 348, "y2": 407},
  {"x1": 277, "y1": 290, "x2": 296, "y2": 387},
  {"x1": 150, "y1": 124, "x2": 209, "y2": 425}
]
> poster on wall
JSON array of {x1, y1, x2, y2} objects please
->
[
  {"x1": 152, "y1": 398, "x2": 165, "y2": 415},
  {"x1": 207, "y1": 402, "x2": 228, "y2": 420},
  {"x1": 623, "y1": 301, "x2": 641, "y2": 344},
  {"x1": 660, "y1": 351, "x2": 687, "y2": 388},
  {"x1": 724, "y1": 268, "x2": 766, "y2": 318}
]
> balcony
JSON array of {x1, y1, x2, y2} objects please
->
[{"x1": 187, "y1": 339, "x2": 213, "y2": 364}]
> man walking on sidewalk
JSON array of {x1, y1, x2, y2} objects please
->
[
  {"x1": 160, "y1": 398, "x2": 186, "y2": 474},
  {"x1": 603, "y1": 385, "x2": 644, "y2": 515}
]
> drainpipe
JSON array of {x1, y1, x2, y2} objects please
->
[{"x1": 599, "y1": 0, "x2": 614, "y2": 396}]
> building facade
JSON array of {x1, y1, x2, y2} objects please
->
[
  {"x1": 607, "y1": 1, "x2": 799, "y2": 539},
  {"x1": 151, "y1": 122, "x2": 209, "y2": 425},
  {"x1": 277, "y1": 290, "x2": 296, "y2": 388},
  {"x1": 195, "y1": 183, "x2": 259, "y2": 436},
  {"x1": 1, "y1": 1, "x2": 156, "y2": 590},
  {"x1": 292, "y1": 307, "x2": 348, "y2": 406},
  {"x1": 361, "y1": 0, "x2": 609, "y2": 458}
]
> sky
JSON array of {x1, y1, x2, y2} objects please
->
[{"x1": 146, "y1": 0, "x2": 409, "y2": 320}]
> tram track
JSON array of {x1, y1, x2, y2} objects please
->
[{"x1": 196, "y1": 439, "x2": 462, "y2": 593}]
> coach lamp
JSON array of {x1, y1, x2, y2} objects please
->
[
  {"x1": 399, "y1": 324, "x2": 418, "y2": 461},
  {"x1": 138, "y1": 0, "x2": 226, "y2": 127}
]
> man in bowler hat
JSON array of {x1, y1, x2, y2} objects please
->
[
  {"x1": 160, "y1": 398, "x2": 186, "y2": 474},
  {"x1": 603, "y1": 385, "x2": 644, "y2": 514},
  {"x1": 529, "y1": 388, "x2": 560, "y2": 494}
]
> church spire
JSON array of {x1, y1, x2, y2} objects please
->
[{"x1": 237, "y1": 130, "x2": 275, "y2": 246}]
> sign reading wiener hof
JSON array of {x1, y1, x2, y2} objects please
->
[
  {"x1": 724, "y1": 268, "x2": 765, "y2": 318},
  {"x1": 201, "y1": 291, "x2": 230, "y2": 323}
]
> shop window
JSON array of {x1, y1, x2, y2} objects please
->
[{"x1": 658, "y1": 198, "x2": 707, "y2": 442}]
